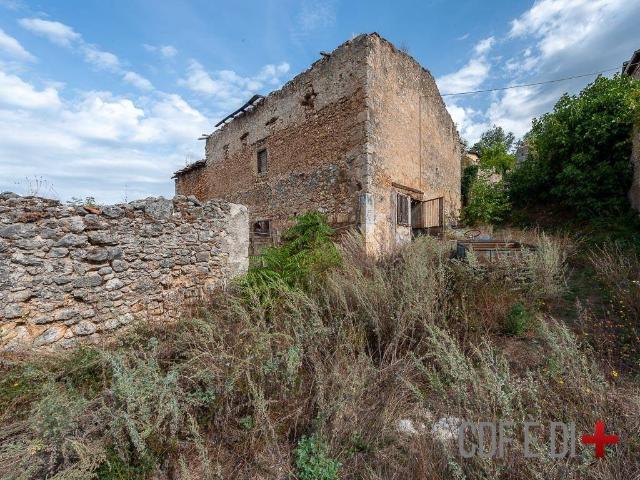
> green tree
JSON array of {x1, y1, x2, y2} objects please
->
[
  {"x1": 508, "y1": 74, "x2": 640, "y2": 218},
  {"x1": 461, "y1": 173, "x2": 511, "y2": 225},
  {"x1": 479, "y1": 143, "x2": 516, "y2": 175},
  {"x1": 472, "y1": 125, "x2": 516, "y2": 155}
]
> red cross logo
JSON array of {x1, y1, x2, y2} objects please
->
[{"x1": 581, "y1": 420, "x2": 619, "y2": 458}]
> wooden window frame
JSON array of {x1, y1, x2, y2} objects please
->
[
  {"x1": 396, "y1": 193, "x2": 410, "y2": 226},
  {"x1": 257, "y1": 148, "x2": 268, "y2": 174}
]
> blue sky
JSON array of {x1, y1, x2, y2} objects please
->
[{"x1": 0, "y1": 0, "x2": 639, "y2": 203}]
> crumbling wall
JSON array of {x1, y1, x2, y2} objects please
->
[
  {"x1": 0, "y1": 193, "x2": 248, "y2": 351},
  {"x1": 175, "y1": 35, "x2": 370, "y2": 236},
  {"x1": 365, "y1": 35, "x2": 462, "y2": 249},
  {"x1": 174, "y1": 33, "x2": 462, "y2": 254}
]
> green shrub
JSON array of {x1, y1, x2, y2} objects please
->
[
  {"x1": 294, "y1": 435, "x2": 341, "y2": 480},
  {"x1": 239, "y1": 212, "x2": 341, "y2": 299},
  {"x1": 504, "y1": 303, "x2": 532, "y2": 336},
  {"x1": 508, "y1": 74, "x2": 640, "y2": 218},
  {"x1": 461, "y1": 174, "x2": 510, "y2": 225},
  {"x1": 479, "y1": 142, "x2": 516, "y2": 174},
  {"x1": 461, "y1": 164, "x2": 478, "y2": 206}
]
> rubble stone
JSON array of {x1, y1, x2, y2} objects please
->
[{"x1": 0, "y1": 194, "x2": 248, "y2": 351}]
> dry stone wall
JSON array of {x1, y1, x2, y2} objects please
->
[{"x1": 0, "y1": 193, "x2": 248, "y2": 351}]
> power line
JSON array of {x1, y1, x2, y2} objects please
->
[{"x1": 440, "y1": 62, "x2": 638, "y2": 97}]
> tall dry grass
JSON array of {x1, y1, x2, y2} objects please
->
[
  {"x1": 0, "y1": 232, "x2": 638, "y2": 479},
  {"x1": 589, "y1": 244, "x2": 640, "y2": 371}
]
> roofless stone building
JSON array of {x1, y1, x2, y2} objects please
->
[{"x1": 174, "y1": 33, "x2": 461, "y2": 252}]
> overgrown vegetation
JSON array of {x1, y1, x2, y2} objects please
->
[
  {"x1": 462, "y1": 126, "x2": 515, "y2": 225},
  {"x1": 509, "y1": 74, "x2": 640, "y2": 219},
  {"x1": 588, "y1": 244, "x2": 640, "y2": 371},
  {"x1": 461, "y1": 170, "x2": 511, "y2": 225},
  {"x1": 1, "y1": 215, "x2": 639, "y2": 479}
]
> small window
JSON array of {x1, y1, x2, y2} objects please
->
[
  {"x1": 252, "y1": 220, "x2": 271, "y2": 236},
  {"x1": 257, "y1": 149, "x2": 268, "y2": 174},
  {"x1": 396, "y1": 193, "x2": 410, "y2": 226}
]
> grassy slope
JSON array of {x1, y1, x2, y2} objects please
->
[{"x1": 0, "y1": 219, "x2": 639, "y2": 480}]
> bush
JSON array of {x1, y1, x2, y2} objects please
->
[
  {"x1": 239, "y1": 212, "x2": 341, "y2": 300},
  {"x1": 504, "y1": 303, "x2": 532, "y2": 336},
  {"x1": 479, "y1": 143, "x2": 516, "y2": 174},
  {"x1": 294, "y1": 435, "x2": 341, "y2": 480},
  {"x1": 461, "y1": 164, "x2": 478, "y2": 206},
  {"x1": 461, "y1": 173, "x2": 510, "y2": 225},
  {"x1": 509, "y1": 74, "x2": 640, "y2": 218}
]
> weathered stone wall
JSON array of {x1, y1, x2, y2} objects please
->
[
  {"x1": 366, "y1": 35, "x2": 462, "y2": 249},
  {"x1": 0, "y1": 193, "x2": 248, "y2": 351},
  {"x1": 175, "y1": 33, "x2": 461, "y2": 253},
  {"x1": 175, "y1": 35, "x2": 370, "y2": 236}
]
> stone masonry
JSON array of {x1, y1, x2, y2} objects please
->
[
  {"x1": 0, "y1": 193, "x2": 248, "y2": 351},
  {"x1": 174, "y1": 33, "x2": 461, "y2": 252}
]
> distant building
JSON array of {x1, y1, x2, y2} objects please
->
[
  {"x1": 515, "y1": 142, "x2": 530, "y2": 165},
  {"x1": 622, "y1": 49, "x2": 640, "y2": 79},
  {"x1": 622, "y1": 49, "x2": 640, "y2": 212},
  {"x1": 462, "y1": 150, "x2": 480, "y2": 169},
  {"x1": 174, "y1": 33, "x2": 462, "y2": 252}
]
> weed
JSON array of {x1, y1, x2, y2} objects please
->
[
  {"x1": 294, "y1": 435, "x2": 341, "y2": 480},
  {"x1": 504, "y1": 303, "x2": 532, "y2": 336}
]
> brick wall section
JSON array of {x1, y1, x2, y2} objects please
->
[
  {"x1": 366, "y1": 35, "x2": 462, "y2": 248},
  {"x1": 175, "y1": 36, "x2": 369, "y2": 234},
  {"x1": 0, "y1": 193, "x2": 248, "y2": 351}
]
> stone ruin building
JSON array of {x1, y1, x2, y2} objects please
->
[{"x1": 174, "y1": 33, "x2": 461, "y2": 252}]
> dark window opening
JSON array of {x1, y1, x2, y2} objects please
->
[
  {"x1": 257, "y1": 149, "x2": 268, "y2": 174},
  {"x1": 252, "y1": 220, "x2": 271, "y2": 236},
  {"x1": 411, "y1": 198, "x2": 423, "y2": 228},
  {"x1": 396, "y1": 193, "x2": 410, "y2": 226}
]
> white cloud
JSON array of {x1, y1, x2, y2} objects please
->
[
  {"x1": 123, "y1": 71, "x2": 153, "y2": 90},
  {"x1": 144, "y1": 44, "x2": 178, "y2": 58},
  {"x1": 255, "y1": 62, "x2": 290, "y2": 84},
  {"x1": 133, "y1": 93, "x2": 208, "y2": 143},
  {"x1": 447, "y1": 102, "x2": 490, "y2": 145},
  {"x1": 160, "y1": 45, "x2": 177, "y2": 57},
  {"x1": 20, "y1": 17, "x2": 122, "y2": 72},
  {"x1": 179, "y1": 60, "x2": 291, "y2": 109},
  {"x1": 509, "y1": 0, "x2": 625, "y2": 57},
  {"x1": 19, "y1": 18, "x2": 80, "y2": 47},
  {"x1": 61, "y1": 92, "x2": 144, "y2": 141},
  {"x1": 81, "y1": 44, "x2": 120, "y2": 71},
  {"x1": 474, "y1": 36, "x2": 495, "y2": 55},
  {"x1": 0, "y1": 69, "x2": 210, "y2": 203},
  {"x1": 439, "y1": 0, "x2": 640, "y2": 143},
  {"x1": 19, "y1": 17, "x2": 156, "y2": 93},
  {"x1": 0, "y1": 28, "x2": 34, "y2": 61},
  {"x1": 437, "y1": 37, "x2": 494, "y2": 94},
  {"x1": 0, "y1": 69, "x2": 61, "y2": 108}
]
